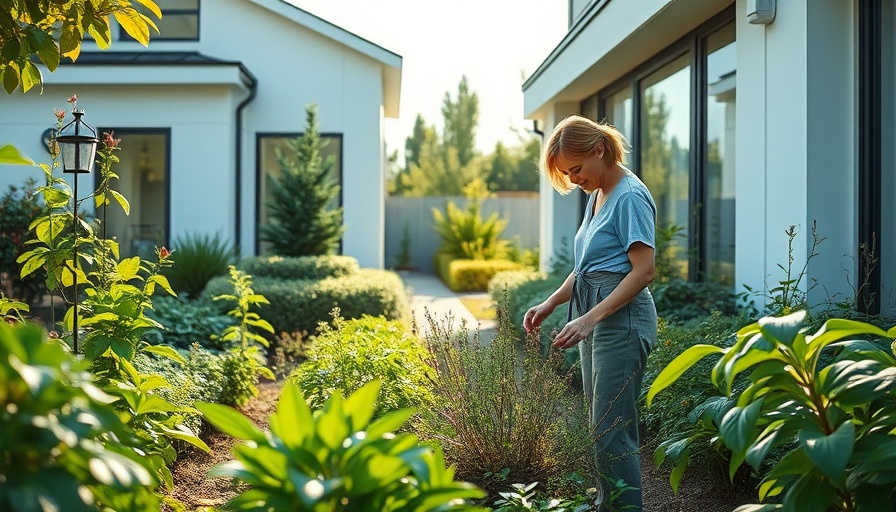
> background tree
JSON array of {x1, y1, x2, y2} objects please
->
[
  {"x1": 441, "y1": 75, "x2": 479, "y2": 167},
  {"x1": 260, "y1": 104, "x2": 344, "y2": 256},
  {"x1": 486, "y1": 133, "x2": 540, "y2": 192},
  {"x1": 0, "y1": 0, "x2": 160, "y2": 94}
]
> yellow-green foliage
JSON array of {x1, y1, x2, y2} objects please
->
[
  {"x1": 290, "y1": 314, "x2": 434, "y2": 418},
  {"x1": 447, "y1": 259, "x2": 522, "y2": 292}
]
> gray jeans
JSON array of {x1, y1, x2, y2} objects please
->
[{"x1": 569, "y1": 271, "x2": 656, "y2": 511}]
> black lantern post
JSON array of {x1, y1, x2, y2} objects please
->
[{"x1": 55, "y1": 110, "x2": 98, "y2": 354}]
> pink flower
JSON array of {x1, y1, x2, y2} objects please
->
[
  {"x1": 54, "y1": 108, "x2": 65, "y2": 121},
  {"x1": 67, "y1": 94, "x2": 77, "y2": 104},
  {"x1": 102, "y1": 131, "x2": 120, "y2": 148},
  {"x1": 48, "y1": 331, "x2": 60, "y2": 339},
  {"x1": 158, "y1": 247, "x2": 173, "y2": 259}
]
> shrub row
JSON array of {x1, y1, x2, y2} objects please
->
[
  {"x1": 238, "y1": 254, "x2": 359, "y2": 281},
  {"x1": 435, "y1": 252, "x2": 523, "y2": 292},
  {"x1": 202, "y1": 268, "x2": 410, "y2": 336}
]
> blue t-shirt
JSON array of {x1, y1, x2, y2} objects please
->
[{"x1": 573, "y1": 170, "x2": 657, "y2": 274}]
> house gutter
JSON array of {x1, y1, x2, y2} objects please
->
[{"x1": 234, "y1": 64, "x2": 258, "y2": 250}]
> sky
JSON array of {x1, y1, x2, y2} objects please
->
[{"x1": 285, "y1": 0, "x2": 569, "y2": 161}]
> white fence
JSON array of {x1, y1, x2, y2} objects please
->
[{"x1": 384, "y1": 194, "x2": 540, "y2": 273}]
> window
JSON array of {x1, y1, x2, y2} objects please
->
[
  {"x1": 95, "y1": 131, "x2": 169, "y2": 260},
  {"x1": 120, "y1": 0, "x2": 199, "y2": 41},
  {"x1": 640, "y1": 54, "x2": 691, "y2": 280},
  {"x1": 589, "y1": 9, "x2": 736, "y2": 285},
  {"x1": 704, "y1": 23, "x2": 737, "y2": 285},
  {"x1": 256, "y1": 134, "x2": 343, "y2": 255}
]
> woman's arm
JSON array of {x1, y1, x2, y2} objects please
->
[
  {"x1": 550, "y1": 242, "x2": 655, "y2": 349},
  {"x1": 523, "y1": 270, "x2": 575, "y2": 333}
]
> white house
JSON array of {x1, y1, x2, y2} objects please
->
[
  {"x1": 524, "y1": 0, "x2": 895, "y2": 315},
  {"x1": 0, "y1": 0, "x2": 402, "y2": 269}
]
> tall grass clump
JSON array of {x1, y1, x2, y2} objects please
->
[
  {"x1": 415, "y1": 303, "x2": 595, "y2": 497},
  {"x1": 163, "y1": 232, "x2": 238, "y2": 299}
]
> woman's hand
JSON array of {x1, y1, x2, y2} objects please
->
[
  {"x1": 523, "y1": 301, "x2": 556, "y2": 334},
  {"x1": 550, "y1": 314, "x2": 597, "y2": 350}
]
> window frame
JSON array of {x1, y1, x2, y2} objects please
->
[
  {"x1": 254, "y1": 132, "x2": 345, "y2": 256},
  {"x1": 585, "y1": 5, "x2": 735, "y2": 282},
  {"x1": 119, "y1": 0, "x2": 200, "y2": 42}
]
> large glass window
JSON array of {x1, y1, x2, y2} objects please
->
[
  {"x1": 95, "y1": 131, "x2": 169, "y2": 260},
  {"x1": 640, "y1": 54, "x2": 691, "y2": 280},
  {"x1": 121, "y1": 0, "x2": 199, "y2": 41},
  {"x1": 604, "y1": 86, "x2": 634, "y2": 157},
  {"x1": 877, "y1": 0, "x2": 895, "y2": 313},
  {"x1": 705, "y1": 23, "x2": 737, "y2": 285},
  {"x1": 256, "y1": 134, "x2": 343, "y2": 255}
]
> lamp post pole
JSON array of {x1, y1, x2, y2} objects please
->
[{"x1": 55, "y1": 109, "x2": 98, "y2": 354}]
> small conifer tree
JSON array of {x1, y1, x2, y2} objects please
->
[{"x1": 260, "y1": 104, "x2": 344, "y2": 256}]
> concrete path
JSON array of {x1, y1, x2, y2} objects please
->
[{"x1": 398, "y1": 271, "x2": 497, "y2": 341}]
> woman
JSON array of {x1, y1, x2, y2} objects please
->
[{"x1": 523, "y1": 115, "x2": 657, "y2": 511}]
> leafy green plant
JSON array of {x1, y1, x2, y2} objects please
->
[
  {"x1": 432, "y1": 178, "x2": 510, "y2": 260},
  {"x1": 654, "y1": 223, "x2": 686, "y2": 283},
  {"x1": 290, "y1": 311, "x2": 433, "y2": 417},
  {"x1": 417, "y1": 304, "x2": 595, "y2": 496},
  {"x1": 491, "y1": 481, "x2": 597, "y2": 512},
  {"x1": 196, "y1": 379, "x2": 487, "y2": 511},
  {"x1": 394, "y1": 221, "x2": 414, "y2": 269},
  {"x1": 212, "y1": 265, "x2": 276, "y2": 407},
  {"x1": 162, "y1": 231, "x2": 238, "y2": 299},
  {"x1": 648, "y1": 310, "x2": 896, "y2": 511},
  {"x1": 0, "y1": 322, "x2": 164, "y2": 511},
  {"x1": 144, "y1": 294, "x2": 234, "y2": 350},
  {"x1": 740, "y1": 222, "x2": 825, "y2": 317}
]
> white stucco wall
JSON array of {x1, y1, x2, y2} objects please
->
[
  {"x1": 735, "y1": 0, "x2": 857, "y2": 308},
  {"x1": 0, "y1": 0, "x2": 396, "y2": 269}
]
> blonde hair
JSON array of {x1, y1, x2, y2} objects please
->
[{"x1": 540, "y1": 115, "x2": 631, "y2": 194}]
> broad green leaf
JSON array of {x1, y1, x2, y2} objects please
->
[
  {"x1": 344, "y1": 379, "x2": 380, "y2": 431},
  {"x1": 3, "y1": 63, "x2": 19, "y2": 94},
  {"x1": 758, "y1": 310, "x2": 807, "y2": 347},
  {"x1": 108, "y1": 189, "x2": 130, "y2": 215},
  {"x1": 196, "y1": 402, "x2": 265, "y2": 442},
  {"x1": 21, "y1": 60, "x2": 41, "y2": 93},
  {"x1": 87, "y1": 18, "x2": 112, "y2": 50},
  {"x1": 36, "y1": 34, "x2": 60, "y2": 72},
  {"x1": 18, "y1": 252, "x2": 47, "y2": 279},
  {"x1": 827, "y1": 360, "x2": 896, "y2": 405},
  {"x1": 745, "y1": 419, "x2": 788, "y2": 470},
  {"x1": 720, "y1": 398, "x2": 765, "y2": 457},
  {"x1": 806, "y1": 319, "x2": 888, "y2": 361},
  {"x1": 141, "y1": 344, "x2": 185, "y2": 364},
  {"x1": 733, "y1": 504, "x2": 782, "y2": 511},
  {"x1": 782, "y1": 473, "x2": 837, "y2": 512},
  {"x1": 88, "y1": 451, "x2": 153, "y2": 487},
  {"x1": 161, "y1": 425, "x2": 210, "y2": 453},
  {"x1": 117, "y1": 257, "x2": 142, "y2": 280},
  {"x1": 135, "y1": 394, "x2": 182, "y2": 416},
  {"x1": 798, "y1": 421, "x2": 854, "y2": 486},
  {"x1": 42, "y1": 186, "x2": 70, "y2": 208},
  {"x1": 317, "y1": 398, "x2": 350, "y2": 450},
  {"x1": 669, "y1": 448, "x2": 689, "y2": 494},
  {"x1": 0, "y1": 144, "x2": 35, "y2": 165},
  {"x1": 367, "y1": 407, "x2": 415, "y2": 439},
  {"x1": 148, "y1": 274, "x2": 175, "y2": 296},
  {"x1": 233, "y1": 444, "x2": 289, "y2": 481},
  {"x1": 647, "y1": 344, "x2": 724, "y2": 406},
  {"x1": 271, "y1": 383, "x2": 313, "y2": 450}
]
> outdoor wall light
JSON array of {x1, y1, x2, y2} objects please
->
[
  {"x1": 56, "y1": 110, "x2": 99, "y2": 174},
  {"x1": 747, "y1": 0, "x2": 776, "y2": 25}
]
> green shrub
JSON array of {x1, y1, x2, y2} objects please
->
[
  {"x1": 290, "y1": 313, "x2": 433, "y2": 417},
  {"x1": 0, "y1": 322, "x2": 163, "y2": 511},
  {"x1": 202, "y1": 268, "x2": 411, "y2": 336},
  {"x1": 648, "y1": 310, "x2": 896, "y2": 510},
  {"x1": 162, "y1": 231, "x2": 239, "y2": 300},
  {"x1": 239, "y1": 254, "x2": 359, "y2": 280},
  {"x1": 488, "y1": 269, "x2": 543, "y2": 299},
  {"x1": 432, "y1": 179, "x2": 511, "y2": 261},
  {"x1": 416, "y1": 304, "x2": 595, "y2": 497},
  {"x1": 445, "y1": 258, "x2": 523, "y2": 292},
  {"x1": 144, "y1": 294, "x2": 234, "y2": 350},
  {"x1": 196, "y1": 380, "x2": 487, "y2": 511},
  {"x1": 0, "y1": 179, "x2": 45, "y2": 303},
  {"x1": 650, "y1": 278, "x2": 738, "y2": 323}
]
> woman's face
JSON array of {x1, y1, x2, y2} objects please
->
[{"x1": 555, "y1": 147, "x2": 603, "y2": 194}]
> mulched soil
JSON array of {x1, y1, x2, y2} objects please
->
[{"x1": 169, "y1": 379, "x2": 758, "y2": 511}]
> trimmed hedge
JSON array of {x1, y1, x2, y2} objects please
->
[
  {"x1": 202, "y1": 268, "x2": 410, "y2": 336},
  {"x1": 434, "y1": 252, "x2": 522, "y2": 292},
  {"x1": 238, "y1": 254, "x2": 359, "y2": 281}
]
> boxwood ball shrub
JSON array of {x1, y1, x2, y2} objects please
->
[
  {"x1": 290, "y1": 313, "x2": 433, "y2": 418},
  {"x1": 202, "y1": 268, "x2": 410, "y2": 337}
]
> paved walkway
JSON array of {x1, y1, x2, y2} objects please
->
[{"x1": 398, "y1": 271, "x2": 497, "y2": 340}]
